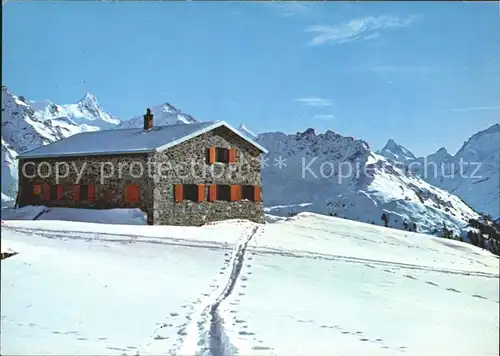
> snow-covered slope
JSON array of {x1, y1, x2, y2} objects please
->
[
  {"x1": 379, "y1": 124, "x2": 500, "y2": 219},
  {"x1": 116, "y1": 102, "x2": 197, "y2": 129},
  {"x1": 1, "y1": 214, "x2": 498, "y2": 355},
  {"x1": 257, "y1": 128, "x2": 480, "y2": 236},
  {"x1": 228, "y1": 213, "x2": 499, "y2": 356}
]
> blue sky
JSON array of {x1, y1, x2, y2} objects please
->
[{"x1": 3, "y1": 1, "x2": 499, "y2": 156}]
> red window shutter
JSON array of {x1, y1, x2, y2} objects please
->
[
  {"x1": 197, "y1": 184, "x2": 205, "y2": 202},
  {"x1": 73, "y1": 185, "x2": 80, "y2": 202},
  {"x1": 230, "y1": 185, "x2": 241, "y2": 202},
  {"x1": 133, "y1": 185, "x2": 140, "y2": 202},
  {"x1": 228, "y1": 148, "x2": 237, "y2": 164},
  {"x1": 125, "y1": 185, "x2": 140, "y2": 203},
  {"x1": 57, "y1": 185, "x2": 64, "y2": 200},
  {"x1": 253, "y1": 185, "x2": 261, "y2": 202},
  {"x1": 208, "y1": 184, "x2": 217, "y2": 201},
  {"x1": 174, "y1": 184, "x2": 184, "y2": 202},
  {"x1": 33, "y1": 184, "x2": 41, "y2": 196},
  {"x1": 88, "y1": 184, "x2": 95, "y2": 201},
  {"x1": 208, "y1": 147, "x2": 216, "y2": 164},
  {"x1": 41, "y1": 184, "x2": 51, "y2": 201}
]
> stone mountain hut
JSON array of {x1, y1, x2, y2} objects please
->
[{"x1": 17, "y1": 109, "x2": 268, "y2": 225}]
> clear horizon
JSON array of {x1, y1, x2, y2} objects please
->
[{"x1": 3, "y1": 1, "x2": 499, "y2": 157}]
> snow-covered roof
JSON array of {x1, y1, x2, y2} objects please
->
[{"x1": 18, "y1": 121, "x2": 268, "y2": 159}]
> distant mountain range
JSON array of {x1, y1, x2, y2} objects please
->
[
  {"x1": 2, "y1": 86, "x2": 497, "y2": 237},
  {"x1": 376, "y1": 124, "x2": 500, "y2": 219}
]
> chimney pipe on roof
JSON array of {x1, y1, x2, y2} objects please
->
[{"x1": 143, "y1": 108, "x2": 154, "y2": 130}]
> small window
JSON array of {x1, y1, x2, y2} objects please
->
[
  {"x1": 80, "y1": 184, "x2": 89, "y2": 201},
  {"x1": 216, "y1": 185, "x2": 230, "y2": 201},
  {"x1": 183, "y1": 184, "x2": 198, "y2": 201},
  {"x1": 50, "y1": 185, "x2": 58, "y2": 200},
  {"x1": 241, "y1": 185, "x2": 255, "y2": 201},
  {"x1": 216, "y1": 148, "x2": 229, "y2": 163}
]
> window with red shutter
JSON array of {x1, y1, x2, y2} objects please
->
[
  {"x1": 241, "y1": 185, "x2": 261, "y2": 202},
  {"x1": 216, "y1": 185, "x2": 231, "y2": 201},
  {"x1": 241, "y1": 185, "x2": 253, "y2": 201},
  {"x1": 216, "y1": 148, "x2": 229, "y2": 163},
  {"x1": 178, "y1": 184, "x2": 197, "y2": 201},
  {"x1": 125, "y1": 184, "x2": 140, "y2": 203},
  {"x1": 80, "y1": 185, "x2": 89, "y2": 200}
]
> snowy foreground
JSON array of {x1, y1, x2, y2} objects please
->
[{"x1": 1, "y1": 212, "x2": 499, "y2": 355}]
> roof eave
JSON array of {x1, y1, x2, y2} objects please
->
[
  {"x1": 154, "y1": 121, "x2": 269, "y2": 155},
  {"x1": 18, "y1": 149, "x2": 155, "y2": 160}
]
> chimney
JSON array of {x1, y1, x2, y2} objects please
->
[{"x1": 143, "y1": 108, "x2": 154, "y2": 130}]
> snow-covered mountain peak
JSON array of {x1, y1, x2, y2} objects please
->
[
  {"x1": 257, "y1": 128, "x2": 372, "y2": 171},
  {"x1": 481, "y1": 123, "x2": 500, "y2": 135},
  {"x1": 2, "y1": 86, "x2": 31, "y2": 110},
  {"x1": 464, "y1": 123, "x2": 499, "y2": 144},
  {"x1": 388, "y1": 122, "x2": 500, "y2": 219},
  {"x1": 78, "y1": 92, "x2": 98, "y2": 105},
  {"x1": 296, "y1": 128, "x2": 316, "y2": 139},
  {"x1": 385, "y1": 138, "x2": 398, "y2": 147},
  {"x1": 1, "y1": 87, "x2": 65, "y2": 154},
  {"x1": 28, "y1": 92, "x2": 119, "y2": 130},
  {"x1": 455, "y1": 123, "x2": 500, "y2": 162},
  {"x1": 427, "y1": 146, "x2": 452, "y2": 162},
  {"x1": 238, "y1": 123, "x2": 258, "y2": 140},
  {"x1": 157, "y1": 102, "x2": 179, "y2": 113},
  {"x1": 379, "y1": 138, "x2": 416, "y2": 163},
  {"x1": 116, "y1": 101, "x2": 197, "y2": 129},
  {"x1": 71, "y1": 93, "x2": 120, "y2": 129}
]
